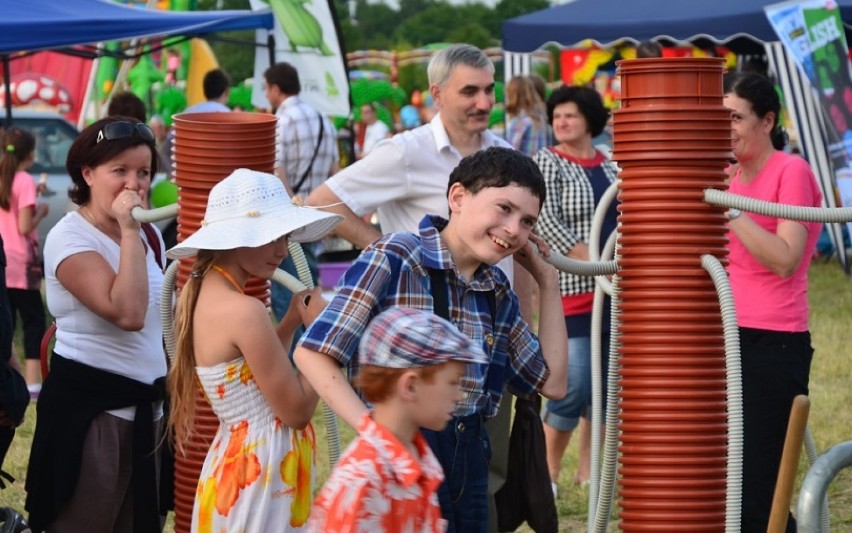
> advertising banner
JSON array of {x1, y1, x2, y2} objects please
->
[
  {"x1": 249, "y1": 0, "x2": 350, "y2": 118},
  {"x1": 766, "y1": 0, "x2": 852, "y2": 238}
]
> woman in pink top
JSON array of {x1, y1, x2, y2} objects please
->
[
  {"x1": 0, "y1": 128, "x2": 48, "y2": 394},
  {"x1": 723, "y1": 72, "x2": 822, "y2": 533}
]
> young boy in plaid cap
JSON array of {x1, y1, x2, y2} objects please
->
[
  {"x1": 295, "y1": 147, "x2": 567, "y2": 532},
  {"x1": 308, "y1": 307, "x2": 490, "y2": 532}
]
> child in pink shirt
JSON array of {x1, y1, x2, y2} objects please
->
[{"x1": 0, "y1": 128, "x2": 48, "y2": 394}]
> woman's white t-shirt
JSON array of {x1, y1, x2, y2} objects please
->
[{"x1": 44, "y1": 211, "x2": 167, "y2": 420}]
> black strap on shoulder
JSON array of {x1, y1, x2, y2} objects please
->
[
  {"x1": 428, "y1": 268, "x2": 450, "y2": 321},
  {"x1": 292, "y1": 113, "x2": 325, "y2": 196},
  {"x1": 141, "y1": 223, "x2": 163, "y2": 270},
  {"x1": 427, "y1": 267, "x2": 496, "y2": 329}
]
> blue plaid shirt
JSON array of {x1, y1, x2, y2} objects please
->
[{"x1": 299, "y1": 215, "x2": 550, "y2": 418}]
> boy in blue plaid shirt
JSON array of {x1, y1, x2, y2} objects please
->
[{"x1": 295, "y1": 147, "x2": 567, "y2": 532}]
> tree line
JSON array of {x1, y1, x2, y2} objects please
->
[{"x1": 199, "y1": 0, "x2": 549, "y2": 85}]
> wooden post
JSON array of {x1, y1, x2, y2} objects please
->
[{"x1": 768, "y1": 394, "x2": 811, "y2": 533}]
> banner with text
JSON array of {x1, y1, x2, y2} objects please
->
[
  {"x1": 766, "y1": 0, "x2": 852, "y2": 238},
  {"x1": 249, "y1": 0, "x2": 350, "y2": 118}
]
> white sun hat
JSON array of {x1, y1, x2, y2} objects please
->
[{"x1": 167, "y1": 168, "x2": 342, "y2": 260}]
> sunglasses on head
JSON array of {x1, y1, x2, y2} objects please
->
[{"x1": 96, "y1": 121, "x2": 156, "y2": 144}]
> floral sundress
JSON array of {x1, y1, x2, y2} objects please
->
[{"x1": 193, "y1": 357, "x2": 315, "y2": 532}]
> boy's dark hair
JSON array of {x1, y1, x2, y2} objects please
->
[
  {"x1": 107, "y1": 91, "x2": 147, "y2": 122},
  {"x1": 66, "y1": 116, "x2": 159, "y2": 205},
  {"x1": 203, "y1": 68, "x2": 231, "y2": 100},
  {"x1": 448, "y1": 147, "x2": 546, "y2": 206},
  {"x1": 263, "y1": 62, "x2": 300, "y2": 96},
  {"x1": 546, "y1": 85, "x2": 609, "y2": 138}
]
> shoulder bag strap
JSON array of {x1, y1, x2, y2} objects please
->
[
  {"x1": 427, "y1": 267, "x2": 499, "y2": 396},
  {"x1": 141, "y1": 223, "x2": 164, "y2": 270},
  {"x1": 291, "y1": 113, "x2": 325, "y2": 196}
]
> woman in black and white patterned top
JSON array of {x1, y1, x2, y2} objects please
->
[{"x1": 532, "y1": 85, "x2": 619, "y2": 494}]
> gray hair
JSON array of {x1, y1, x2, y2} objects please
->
[{"x1": 427, "y1": 44, "x2": 494, "y2": 87}]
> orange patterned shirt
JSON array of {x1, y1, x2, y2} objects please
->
[{"x1": 309, "y1": 412, "x2": 446, "y2": 532}]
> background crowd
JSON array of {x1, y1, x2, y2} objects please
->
[{"x1": 0, "y1": 39, "x2": 826, "y2": 533}]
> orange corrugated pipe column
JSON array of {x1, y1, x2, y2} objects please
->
[
  {"x1": 611, "y1": 57, "x2": 731, "y2": 532},
  {"x1": 169, "y1": 111, "x2": 277, "y2": 533}
]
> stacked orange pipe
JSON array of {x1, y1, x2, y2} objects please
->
[{"x1": 611, "y1": 57, "x2": 731, "y2": 531}]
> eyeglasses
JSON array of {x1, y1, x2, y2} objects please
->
[{"x1": 96, "y1": 122, "x2": 156, "y2": 144}]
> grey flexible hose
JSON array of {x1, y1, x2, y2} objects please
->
[
  {"x1": 706, "y1": 187, "x2": 837, "y2": 531},
  {"x1": 704, "y1": 189, "x2": 852, "y2": 222},
  {"x1": 131, "y1": 203, "x2": 179, "y2": 223},
  {"x1": 587, "y1": 181, "x2": 620, "y2": 295},
  {"x1": 160, "y1": 263, "x2": 308, "y2": 361},
  {"x1": 161, "y1": 261, "x2": 179, "y2": 360},
  {"x1": 545, "y1": 252, "x2": 618, "y2": 277},
  {"x1": 286, "y1": 242, "x2": 342, "y2": 467},
  {"x1": 592, "y1": 272, "x2": 622, "y2": 533},
  {"x1": 587, "y1": 230, "x2": 617, "y2": 532},
  {"x1": 803, "y1": 427, "x2": 831, "y2": 532},
  {"x1": 701, "y1": 254, "x2": 745, "y2": 533}
]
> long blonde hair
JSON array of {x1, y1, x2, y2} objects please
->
[
  {"x1": 505, "y1": 76, "x2": 545, "y2": 127},
  {"x1": 167, "y1": 251, "x2": 218, "y2": 456}
]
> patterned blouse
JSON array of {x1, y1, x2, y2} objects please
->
[
  {"x1": 309, "y1": 411, "x2": 447, "y2": 532},
  {"x1": 533, "y1": 146, "x2": 619, "y2": 299}
]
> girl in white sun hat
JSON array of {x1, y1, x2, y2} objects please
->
[{"x1": 166, "y1": 168, "x2": 341, "y2": 531}]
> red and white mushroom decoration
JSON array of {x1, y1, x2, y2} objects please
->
[{"x1": 0, "y1": 72, "x2": 73, "y2": 112}]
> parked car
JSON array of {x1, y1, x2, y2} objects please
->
[{"x1": 5, "y1": 109, "x2": 80, "y2": 251}]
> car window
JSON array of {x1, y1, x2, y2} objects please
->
[{"x1": 15, "y1": 118, "x2": 78, "y2": 174}]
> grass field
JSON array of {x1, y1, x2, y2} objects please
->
[{"x1": 1, "y1": 260, "x2": 850, "y2": 531}]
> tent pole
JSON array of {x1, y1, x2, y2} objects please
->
[
  {"x1": 2, "y1": 55, "x2": 12, "y2": 127},
  {"x1": 266, "y1": 33, "x2": 275, "y2": 68}
]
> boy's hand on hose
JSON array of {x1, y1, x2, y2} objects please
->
[
  {"x1": 514, "y1": 233, "x2": 558, "y2": 285},
  {"x1": 296, "y1": 286, "x2": 328, "y2": 326},
  {"x1": 278, "y1": 287, "x2": 327, "y2": 334}
]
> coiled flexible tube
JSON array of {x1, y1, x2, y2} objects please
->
[
  {"x1": 701, "y1": 254, "x2": 744, "y2": 533},
  {"x1": 131, "y1": 203, "x2": 179, "y2": 223},
  {"x1": 802, "y1": 428, "x2": 831, "y2": 532},
  {"x1": 286, "y1": 242, "x2": 342, "y2": 467},
  {"x1": 161, "y1": 261, "x2": 179, "y2": 360},
  {"x1": 592, "y1": 273, "x2": 623, "y2": 533},
  {"x1": 544, "y1": 252, "x2": 618, "y2": 277},
  {"x1": 588, "y1": 181, "x2": 620, "y2": 295},
  {"x1": 704, "y1": 189, "x2": 852, "y2": 222},
  {"x1": 588, "y1": 230, "x2": 618, "y2": 532}
]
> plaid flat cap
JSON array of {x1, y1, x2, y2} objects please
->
[{"x1": 358, "y1": 307, "x2": 489, "y2": 369}]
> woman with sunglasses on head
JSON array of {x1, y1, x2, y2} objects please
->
[
  {"x1": 167, "y1": 169, "x2": 340, "y2": 531},
  {"x1": 723, "y1": 72, "x2": 822, "y2": 533},
  {"x1": 25, "y1": 116, "x2": 169, "y2": 533}
]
